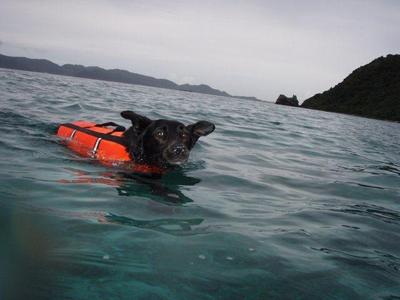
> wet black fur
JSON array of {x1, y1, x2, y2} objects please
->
[{"x1": 121, "y1": 111, "x2": 215, "y2": 168}]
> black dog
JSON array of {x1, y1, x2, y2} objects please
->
[{"x1": 120, "y1": 111, "x2": 215, "y2": 168}]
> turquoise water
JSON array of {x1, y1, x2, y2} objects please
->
[{"x1": 1, "y1": 68, "x2": 400, "y2": 300}]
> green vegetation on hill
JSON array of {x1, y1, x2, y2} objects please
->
[{"x1": 302, "y1": 54, "x2": 400, "y2": 122}]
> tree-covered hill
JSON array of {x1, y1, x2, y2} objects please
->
[{"x1": 302, "y1": 55, "x2": 400, "y2": 122}]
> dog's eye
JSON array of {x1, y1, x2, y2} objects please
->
[
  {"x1": 155, "y1": 129, "x2": 165, "y2": 138},
  {"x1": 178, "y1": 126, "x2": 188, "y2": 139}
]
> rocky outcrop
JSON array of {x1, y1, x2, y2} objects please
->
[{"x1": 275, "y1": 94, "x2": 299, "y2": 106}]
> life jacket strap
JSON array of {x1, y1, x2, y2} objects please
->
[
  {"x1": 94, "y1": 122, "x2": 126, "y2": 132},
  {"x1": 60, "y1": 123, "x2": 128, "y2": 147}
]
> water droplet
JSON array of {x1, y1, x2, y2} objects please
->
[
  {"x1": 248, "y1": 248, "x2": 255, "y2": 252},
  {"x1": 226, "y1": 256, "x2": 234, "y2": 260},
  {"x1": 198, "y1": 254, "x2": 206, "y2": 260}
]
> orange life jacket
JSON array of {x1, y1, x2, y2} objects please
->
[{"x1": 57, "y1": 121, "x2": 164, "y2": 175}]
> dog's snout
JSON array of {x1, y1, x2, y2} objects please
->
[
  {"x1": 164, "y1": 143, "x2": 189, "y2": 165},
  {"x1": 172, "y1": 144, "x2": 186, "y2": 155}
]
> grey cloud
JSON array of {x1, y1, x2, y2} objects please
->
[{"x1": 0, "y1": 0, "x2": 399, "y2": 101}]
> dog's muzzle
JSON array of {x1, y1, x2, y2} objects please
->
[{"x1": 164, "y1": 144, "x2": 189, "y2": 164}]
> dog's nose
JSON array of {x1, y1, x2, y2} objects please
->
[{"x1": 172, "y1": 144, "x2": 186, "y2": 155}]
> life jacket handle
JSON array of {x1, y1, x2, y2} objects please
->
[{"x1": 83, "y1": 122, "x2": 126, "y2": 135}]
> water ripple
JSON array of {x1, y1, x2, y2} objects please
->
[{"x1": 1, "y1": 68, "x2": 400, "y2": 299}]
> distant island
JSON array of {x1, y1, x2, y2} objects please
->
[
  {"x1": 0, "y1": 53, "x2": 263, "y2": 101},
  {"x1": 301, "y1": 54, "x2": 400, "y2": 122},
  {"x1": 275, "y1": 94, "x2": 299, "y2": 107}
]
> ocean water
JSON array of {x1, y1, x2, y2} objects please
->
[{"x1": 0, "y1": 67, "x2": 400, "y2": 300}]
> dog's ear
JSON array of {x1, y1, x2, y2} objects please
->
[
  {"x1": 186, "y1": 121, "x2": 215, "y2": 148},
  {"x1": 121, "y1": 111, "x2": 152, "y2": 131},
  {"x1": 187, "y1": 121, "x2": 215, "y2": 137}
]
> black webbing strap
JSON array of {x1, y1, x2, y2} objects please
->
[
  {"x1": 62, "y1": 123, "x2": 128, "y2": 146},
  {"x1": 94, "y1": 122, "x2": 126, "y2": 133}
]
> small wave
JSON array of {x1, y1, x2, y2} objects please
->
[
  {"x1": 332, "y1": 204, "x2": 400, "y2": 224},
  {"x1": 311, "y1": 247, "x2": 400, "y2": 275},
  {"x1": 102, "y1": 213, "x2": 207, "y2": 236},
  {"x1": 335, "y1": 180, "x2": 386, "y2": 190},
  {"x1": 0, "y1": 110, "x2": 56, "y2": 133},
  {"x1": 338, "y1": 162, "x2": 400, "y2": 177},
  {"x1": 376, "y1": 164, "x2": 400, "y2": 176},
  {"x1": 58, "y1": 103, "x2": 83, "y2": 111},
  {"x1": 269, "y1": 121, "x2": 281, "y2": 125},
  {"x1": 380, "y1": 295, "x2": 400, "y2": 300},
  {"x1": 0, "y1": 110, "x2": 36, "y2": 125}
]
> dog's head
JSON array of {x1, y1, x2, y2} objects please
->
[{"x1": 121, "y1": 111, "x2": 215, "y2": 167}]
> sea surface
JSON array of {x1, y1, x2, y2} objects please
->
[{"x1": 1, "y1": 68, "x2": 400, "y2": 300}]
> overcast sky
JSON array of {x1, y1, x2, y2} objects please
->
[{"x1": 1, "y1": 0, "x2": 399, "y2": 101}]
